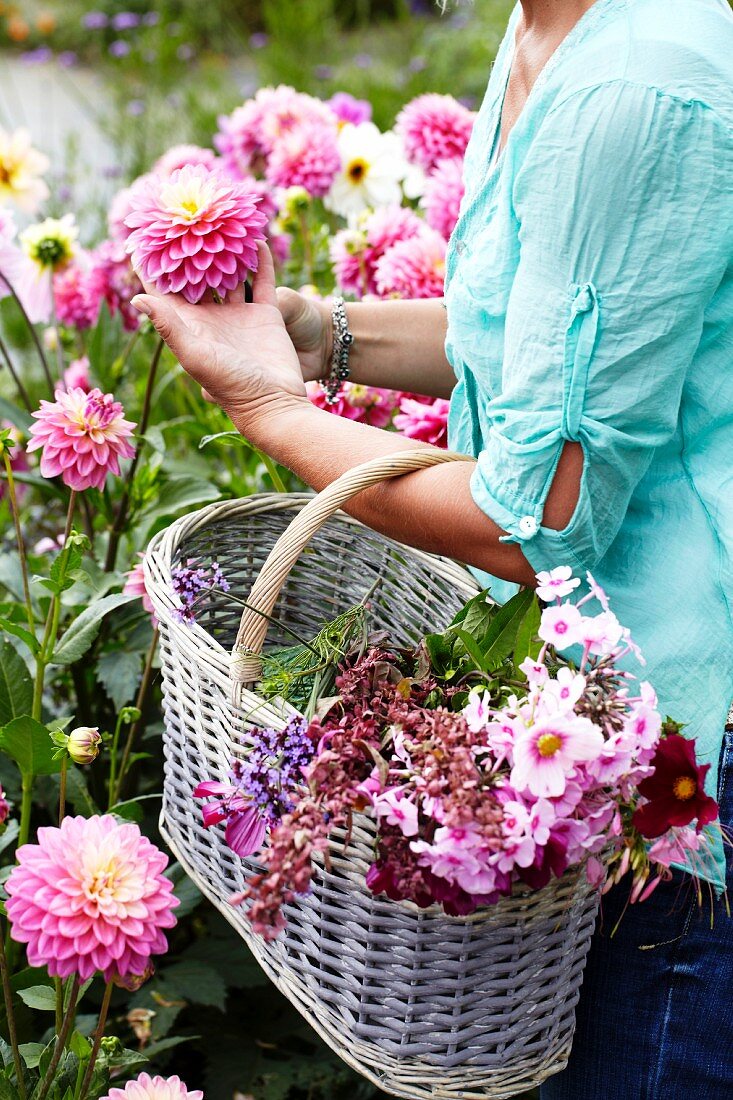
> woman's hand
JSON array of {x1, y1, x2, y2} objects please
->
[
  {"x1": 130, "y1": 242, "x2": 308, "y2": 438},
  {"x1": 276, "y1": 286, "x2": 332, "y2": 383}
]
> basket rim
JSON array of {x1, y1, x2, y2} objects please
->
[{"x1": 143, "y1": 490, "x2": 480, "y2": 698}]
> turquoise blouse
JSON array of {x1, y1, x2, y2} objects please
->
[{"x1": 444, "y1": 0, "x2": 733, "y2": 888}]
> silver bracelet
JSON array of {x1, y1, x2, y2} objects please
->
[{"x1": 321, "y1": 296, "x2": 353, "y2": 405}]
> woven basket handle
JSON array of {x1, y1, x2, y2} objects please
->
[{"x1": 230, "y1": 448, "x2": 469, "y2": 702}]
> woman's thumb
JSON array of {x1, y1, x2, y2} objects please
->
[{"x1": 131, "y1": 294, "x2": 186, "y2": 361}]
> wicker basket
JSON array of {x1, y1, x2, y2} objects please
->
[{"x1": 144, "y1": 450, "x2": 601, "y2": 1100}]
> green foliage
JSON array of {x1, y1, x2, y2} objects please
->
[{"x1": 0, "y1": 644, "x2": 32, "y2": 727}]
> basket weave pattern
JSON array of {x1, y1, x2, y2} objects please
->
[{"x1": 145, "y1": 455, "x2": 601, "y2": 1100}]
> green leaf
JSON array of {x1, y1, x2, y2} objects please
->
[
  {"x1": 144, "y1": 1035, "x2": 195, "y2": 1059},
  {"x1": 62, "y1": 768, "x2": 99, "y2": 816},
  {"x1": 97, "y1": 650, "x2": 142, "y2": 710},
  {"x1": 513, "y1": 595, "x2": 542, "y2": 671},
  {"x1": 44, "y1": 540, "x2": 86, "y2": 596},
  {"x1": 452, "y1": 627, "x2": 491, "y2": 673},
  {"x1": 161, "y1": 960, "x2": 227, "y2": 1011},
  {"x1": 50, "y1": 593, "x2": 135, "y2": 665},
  {"x1": 68, "y1": 1032, "x2": 91, "y2": 1059},
  {"x1": 18, "y1": 1044, "x2": 44, "y2": 1070},
  {"x1": 17, "y1": 985, "x2": 57, "y2": 1011},
  {"x1": 165, "y1": 864, "x2": 202, "y2": 920},
  {"x1": 0, "y1": 642, "x2": 32, "y2": 725},
  {"x1": 109, "y1": 799, "x2": 144, "y2": 824},
  {"x1": 0, "y1": 716, "x2": 62, "y2": 778},
  {"x1": 0, "y1": 619, "x2": 39, "y2": 657},
  {"x1": 0, "y1": 399, "x2": 31, "y2": 433},
  {"x1": 198, "y1": 430, "x2": 246, "y2": 450},
  {"x1": 0, "y1": 821, "x2": 19, "y2": 856},
  {"x1": 478, "y1": 588, "x2": 538, "y2": 671},
  {"x1": 86, "y1": 301, "x2": 122, "y2": 382}
]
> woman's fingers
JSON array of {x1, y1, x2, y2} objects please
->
[
  {"x1": 130, "y1": 293, "x2": 207, "y2": 378},
  {"x1": 251, "y1": 240, "x2": 278, "y2": 308}
]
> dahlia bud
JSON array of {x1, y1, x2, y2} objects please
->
[{"x1": 66, "y1": 726, "x2": 102, "y2": 765}]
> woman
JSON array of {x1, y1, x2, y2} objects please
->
[{"x1": 131, "y1": 0, "x2": 733, "y2": 1094}]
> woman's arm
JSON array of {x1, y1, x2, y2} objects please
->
[{"x1": 277, "y1": 289, "x2": 456, "y2": 399}]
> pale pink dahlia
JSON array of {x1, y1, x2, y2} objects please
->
[
  {"x1": 108, "y1": 174, "x2": 155, "y2": 243},
  {"x1": 215, "y1": 86, "x2": 335, "y2": 177},
  {"x1": 153, "y1": 144, "x2": 219, "y2": 177},
  {"x1": 5, "y1": 815, "x2": 178, "y2": 981},
  {"x1": 265, "y1": 124, "x2": 341, "y2": 198},
  {"x1": 421, "y1": 157, "x2": 465, "y2": 240},
  {"x1": 374, "y1": 228, "x2": 446, "y2": 299},
  {"x1": 330, "y1": 205, "x2": 423, "y2": 298},
  {"x1": 27, "y1": 387, "x2": 136, "y2": 491},
  {"x1": 394, "y1": 396, "x2": 450, "y2": 447},
  {"x1": 125, "y1": 165, "x2": 267, "y2": 304},
  {"x1": 395, "y1": 94, "x2": 475, "y2": 172},
  {"x1": 101, "y1": 1074, "x2": 202, "y2": 1100},
  {"x1": 306, "y1": 381, "x2": 396, "y2": 428}
]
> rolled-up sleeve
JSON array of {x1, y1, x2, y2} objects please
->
[{"x1": 471, "y1": 80, "x2": 731, "y2": 574}]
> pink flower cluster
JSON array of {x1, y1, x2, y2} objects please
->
[
  {"x1": 306, "y1": 380, "x2": 396, "y2": 428},
  {"x1": 54, "y1": 241, "x2": 143, "y2": 332},
  {"x1": 395, "y1": 93, "x2": 475, "y2": 172}
]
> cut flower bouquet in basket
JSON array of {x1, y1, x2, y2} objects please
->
[{"x1": 145, "y1": 451, "x2": 722, "y2": 1100}]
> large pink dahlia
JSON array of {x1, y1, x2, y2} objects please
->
[
  {"x1": 394, "y1": 396, "x2": 450, "y2": 447},
  {"x1": 215, "y1": 86, "x2": 335, "y2": 177},
  {"x1": 101, "y1": 1074, "x2": 202, "y2": 1100},
  {"x1": 27, "y1": 387, "x2": 136, "y2": 491},
  {"x1": 395, "y1": 94, "x2": 475, "y2": 172},
  {"x1": 124, "y1": 165, "x2": 267, "y2": 303},
  {"x1": 421, "y1": 157, "x2": 465, "y2": 240},
  {"x1": 265, "y1": 124, "x2": 341, "y2": 198},
  {"x1": 5, "y1": 815, "x2": 178, "y2": 981},
  {"x1": 330, "y1": 205, "x2": 423, "y2": 298},
  {"x1": 374, "y1": 228, "x2": 447, "y2": 300}
]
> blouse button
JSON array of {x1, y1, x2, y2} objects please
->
[
  {"x1": 573, "y1": 285, "x2": 593, "y2": 313},
  {"x1": 518, "y1": 515, "x2": 538, "y2": 537},
  {"x1": 456, "y1": 240, "x2": 466, "y2": 254}
]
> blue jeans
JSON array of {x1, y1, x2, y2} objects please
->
[{"x1": 541, "y1": 729, "x2": 733, "y2": 1100}]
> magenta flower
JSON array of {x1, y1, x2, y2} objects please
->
[
  {"x1": 215, "y1": 86, "x2": 335, "y2": 177},
  {"x1": 330, "y1": 205, "x2": 423, "y2": 298},
  {"x1": 88, "y1": 240, "x2": 143, "y2": 331},
  {"x1": 124, "y1": 165, "x2": 268, "y2": 304},
  {"x1": 265, "y1": 124, "x2": 341, "y2": 198},
  {"x1": 306, "y1": 381, "x2": 396, "y2": 428},
  {"x1": 395, "y1": 93, "x2": 475, "y2": 171},
  {"x1": 61, "y1": 356, "x2": 91, "y2": 393},
  {"x1": 421, "y1": 156, "x2": 465, "y2": 240},
  {"x1": 53, "y1": 263, "x2": 100, "y2": 330},
  {"x1": 27, "y1": 387, "x2": 135, "y2": 491},
  {"x1": 394, "y1": 396, "x2": 449, "y2": 447},
  {"x1": 153, "y1": 144, "x2": 219, "y2": 177},
  {"x1": 100, "y1": 1074, "x2": 202, "y2": 1100},
  {"x1": 5, "y1": 815, "x2": 178, "y2": 981},
  {"x1": 0, "y1": 783, "x2": 9, "y2": 825},
  {"x1": 374, "y1": 228, "x2": 446, "y2": 299},
  {"x1": 327, "y1": 91, "x2": 372, "y2": 126},
  {"x1": 193, "y1": 780, "x2": 266, "y2": 856}
]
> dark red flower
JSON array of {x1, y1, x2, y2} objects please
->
[{"x1": 632, "y1": 734, "x2": 718, "y2": 838}]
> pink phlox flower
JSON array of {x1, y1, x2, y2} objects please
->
[
  {"x1": 411, "y1": 824, "x2": 497, "y2": 896},
  {"x1": 420, "y1": 156, "x2": 465, "y2": 240},
  {"x1": 549, "y1": 815, "x2": 592, "y2": 866},
  {"x1": 5, "y1": 815, "x2": 178, "y2": 982},
  {"x1": 154, "y1": 144, "x2": 219, "y2": 177},
  {"x1": 374, "y1": 227, "x2": 446, "y2": 300},
  {"x1": 373, "y1": 787, "x2": 419, "y2": 837},
  {"x1": 192, "y1": 779, "x2": 266, "y2": 857},
  {"x1": 548, "y1": 780, "x2": 585, "y2": 817},
  {"x1": 585, "y1": 855, "x2": 607, "y2": 888},
  {"x1": 579, "y1": 800, "x2": 621, "y2": 853},
  {"x1": 395, "y1": 93, "x2": 475, "y2": 171},
  {"x1": 585, "y1": 570, "x2": 611, "y2": 612},
  {"x1": 496, "y1": 799, "x2": 537, "y2": 872},
  {"x1": 519, "y1": 656, "x2": 549, "y2": 685},
  {"x1": 483, "y1": 715, "x2": 518, "y2": 769},
  {"x1": 100, "y1": 1072, "x2": 203, "y2": 1100},
  {"x1": 355, "y1": 767, "x2": 382, "y2": 803},
  {"x1": 648, "y1": 825, "x2": 702, "y2": 869},
  {"x1": 539, "y1": 667, "x2": 586, "y2": 714},
  {"x1": 535, "y1": 566, "x2": 581, "y2": 603},
  {"x1": 265, "y1": 123, "x2": 341, "y2": 198},
  {"x1": 124, "y1": 165, "x2": 268, "y2": 304},
  {"x1": 538, "y1": 602, "x2": 584, "y2": 651},
  {"x1": 586, "y1": 730, "x2": 634, "y2": 786},
  {"x1": 394, "y1": 396, "x2": 449, "y2": 447},
  {"x1": 420, "y1": 792, "x2": 445, "y2": 822},
  {"x1": 511, "y1": 713, "x2": 605, "y2": 798},
  {"x1": 624, "y1": 694, "x2": 662, "y2": 757},
  {"x1": 392, "y1": 726, "x2": 412, "y2": 765},
  {"x1": 27, "y1": 387, "x2": 136, "y2": 492},
  {"x1": 462, "y1": 689, "x2": 491, "y2": 733},
  {"x1": 579, "y1": 610, "x2": 624, "y2": 656}
]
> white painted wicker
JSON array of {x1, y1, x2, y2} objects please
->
[{"x1": 144, "y1": 450, "x2": 601, "y2": 1100}]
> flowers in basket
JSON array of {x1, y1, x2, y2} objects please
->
[{"x1": 194, "y1": 568, "x2": 720, "y2": 940}]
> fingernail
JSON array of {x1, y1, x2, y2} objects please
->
[{"x1": 131, "y1": 295, "x2": 151, "y2": 316}]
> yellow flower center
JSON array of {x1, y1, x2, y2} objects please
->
[
  {"x1": 537, "y1": 733, "x2": 563, "y2": 758},
  {"x1": 84, "y1": 862, "x2": 119, "y2": 903},
  {"x1": 0, "y1": 164, "x2": 12, "y2": 185},
  {"x1": 347, "y1": 158, "x2": 369, "y2": 183},
  {"x1": 181, "y1": 198, "x2": 200, "y2": 216},
  {"x1": 673, "y1": 776, "x2": 697, "y2": 801}
]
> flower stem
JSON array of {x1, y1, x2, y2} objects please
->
[
  {"x1": 78, "y1": 980, "x2": 113, "y2": 1100},
  {"x1": 114, "y1": 628, "x2": 158, "y2": 804},
  {"x1": 3, "y1": 451, "x2": 35, "y2": 637},
  {"x1": 33, "y1": 977, "x2": 80, "y2": 1100},
  {"x1": 33, "y1": 492, "x2": 77, "y2": 720},
  {"x1": 0, "y1": 927, "x2": 27, "y2": 1100},
  {"x1": 0, "y1": 270, "x2": 55, "y2": 395},
  {"x1": 107, "y1": 711, "x2": 126, "y2": 811},
  {"x1": 50, "y1": 290, "x2": 65, "y2": 385},
  {"x1": 257, "y1": 449, "x2": 287, "y2": 494},
  {"x1": 58, "y1": 759, "x2": 67, "y2": 825},
  {"x1": 298, "y1": 209, "x2": 315, "y2": 285},
  {"x1": 0, "y1": 331, "x2": 33, "y2": 413},
  {"x1": 104, "y1": 338, "x2": 163, "y2": 572},
  {"x1": 18, "y1": 775, "x2": 33, "y2": 850}
]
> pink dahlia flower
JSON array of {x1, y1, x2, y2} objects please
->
[
  {"x1": 53, "y1": 263, "x2": 101, "y2": 330},
  {"x1": 215, "y1": 86, "x2": 335, "y2": 177},
  {"x1": 88, "y1": 240, "x2": 143, "y2": 331},
  {"x1": 153, "y1": 144, "x2": 219, "y2": 177},
  {"x1": 306, "y1": 381, "x2": 396, "y2": 428},
  {"x1": 330, "y1": 205, "x2": 423, "y2": 298},
  {"x1": 327, "y1": 91, "x2": 372, "y2": 126},
  {"x1": 265, "y1": 123, "x2": 341, "y2": 198},
  {"x1": 125, "y1": 165, "x2": 267, "y2": 304},
  {"x1": 123, "y1": 554, "x2": 157, "y2": 625},
  {"x1": 100, "y1": 1075, "x2": 202, "y2": 1100},
  {"x1": 5, "y1": 815, "x2": 178, "y2": 981},
  {"x1": 374, "y1": 228, "x2": 446, "y2": 299},
  {"x1": 421, "y1": 157, "x2": 465, "y2": 240},
  {"x1": 61, "y1": 356, "x2": 91, "y2": 393},
  {"x1": 108, "y1": 174, "x2": 155, "y2": 243},
  {"x1": 27, "y1": 387, "x2": 136, "y2": 492},
  {"x1": 394, "y1": 396, "x2": 449, "y2": 447},
  {"x1": 395, "y1": 94, "x2": 475, "y2": 172}
]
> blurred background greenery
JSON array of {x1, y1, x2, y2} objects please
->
[{"x1": 0, "y1": 2, "x2": 538, "y2": 1099}]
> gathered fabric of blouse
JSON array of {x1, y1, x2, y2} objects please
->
[{"x1": 444, "y1": 0, "x2": 733, "y2": 888}]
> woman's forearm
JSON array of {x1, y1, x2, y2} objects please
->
[
  {"x1": 343, "y1": 298, "x2": 456, "y2": 399},
  {"x1": 241, "y1": 395, "x2": 537, "y2": 586}
]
